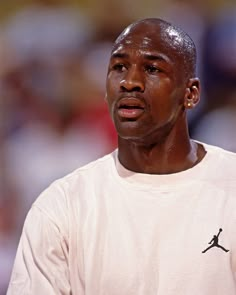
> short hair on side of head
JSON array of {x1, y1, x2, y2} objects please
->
[{"x1": 113, "y1": 18, "x2": 197, "y2": 79}]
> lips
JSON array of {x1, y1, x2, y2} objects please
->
[{"x1": 117, "y1": 97, "x2": 145, "y2": 119}]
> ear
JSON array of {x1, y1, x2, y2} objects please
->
[{"x1": 184, "y1": 78, "x2": 200, "y2": 109}]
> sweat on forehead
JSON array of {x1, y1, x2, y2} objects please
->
[{"x1": 113, "y1": 18, "x2": 197, "y2": 77}]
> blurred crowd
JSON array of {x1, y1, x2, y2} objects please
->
[{"x1": 1, "y1": 0, "x2": 236, "y2": 293}]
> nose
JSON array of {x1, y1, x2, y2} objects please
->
[{"x1": 120, "y1": 66, "x2": 145, "y2": 92}]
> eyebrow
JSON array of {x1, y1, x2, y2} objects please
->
[
  {"x1": 111, "y1": 52, "x2": 170, "y2": 63},
  {"x1": 143, "y1": 53, "x2": 169, "y2": 63},
  {"x1": 111, "y1": 52, "x2": 128, "y2": 59}
]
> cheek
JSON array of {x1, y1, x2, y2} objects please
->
[
  {"x1": 105, "y1": 79, "x2": 118, "y2": 115},
  {"x1": 147, "y1": 80, "x2": 172, "y2": 107},
  {"x1": 106, "y1": 73, "x2": 120, "y2": 95},
  {"x1": 148, "y1": 83, "x2": 182, "y2": 121}
]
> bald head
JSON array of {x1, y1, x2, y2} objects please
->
[{"x1": 113, "y1": 18, "x2": 197, "y2": 79}]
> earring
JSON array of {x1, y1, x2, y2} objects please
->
[{"x1": 187, "y1": 102, "x2": 192, "y2": 107}]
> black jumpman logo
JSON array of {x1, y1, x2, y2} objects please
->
[{"x1": 202, "y1": 228, "x2": 229, "y2": 253}]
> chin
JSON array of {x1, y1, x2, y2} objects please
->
[
  {"x1": 117, "y1": 128, "x2": 153, "y2": 145},
  {"x1": 116, "y1": 121, "x2": 176, "y2": 146},
  {"x1": 115, "y1": 120, "x2": 145, "y2": 139}
]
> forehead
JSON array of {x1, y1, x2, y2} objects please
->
[{"x1": 112, "y1": 22, "x2": 185, "y2": 61}]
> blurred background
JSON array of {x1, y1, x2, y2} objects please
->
[{"x1": 1, "y1": 0, "x2": 236, "y2": 292}]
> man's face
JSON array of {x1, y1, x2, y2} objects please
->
[{"x1": 106, "y1": 23, "x2": 188, "y2": 144}]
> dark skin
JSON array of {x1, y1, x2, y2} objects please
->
[{"x1": 106, "y1": 19, "x2": 206, "y2": 174}]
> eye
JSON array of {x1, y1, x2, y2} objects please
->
[
  {"x1": 145, "y1": 65, "x2": 160, "y2": 74},
  {"x1": 112, "y1": 63, "x2": 126, "y2": 72}
]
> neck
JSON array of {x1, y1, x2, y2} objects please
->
[{"x1": 117, "y1": 123, "x2": 206, "y2": 175}]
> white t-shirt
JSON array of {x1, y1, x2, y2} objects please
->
[{"x1": 7, "y1": 143, "x2": 236, "y2": 295}]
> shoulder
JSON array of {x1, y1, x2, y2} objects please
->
[
  {"x1": 31, "y1": 151, "x2": 117, "y2": 226},
  {"x1": 203, "y1": 143, "x2": 236, "y2": 163},
  {"x1": 55, "y1": 150, "x2": 117, "y2": 193},
  {"x1": 202, "y1": 142, "x2": 236, "y2": 182}
]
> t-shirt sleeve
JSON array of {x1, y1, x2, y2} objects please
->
[{"x1": 7, "y1": 205, "x2": 71, "y2": 295}]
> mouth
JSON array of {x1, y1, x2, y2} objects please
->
[{"x1": 116, "y1": 97, "x2": 145, "y2": 119}]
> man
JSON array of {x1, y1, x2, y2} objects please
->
[{"x1": 7, "y1": 18, "x2": 236, "y2": 294}]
